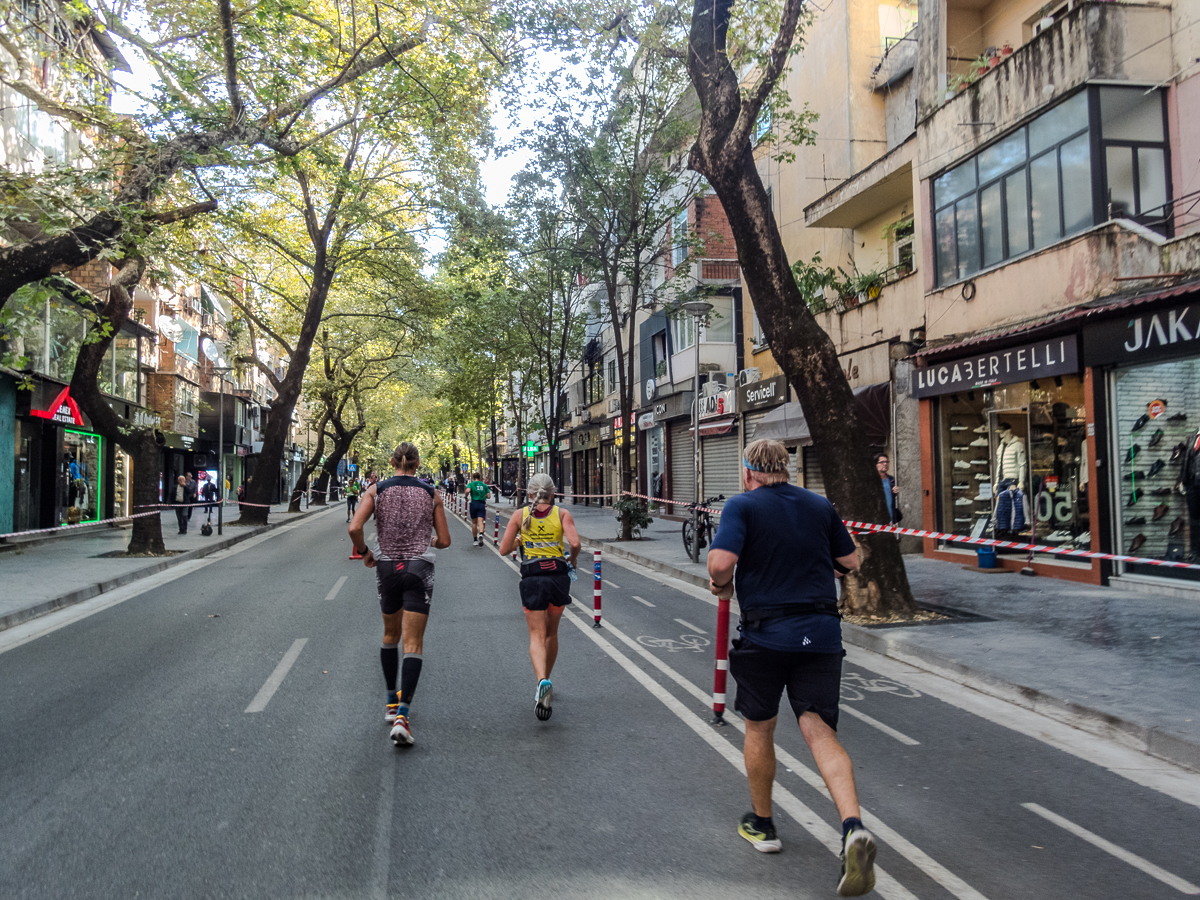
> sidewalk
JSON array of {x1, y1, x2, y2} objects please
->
[
  {"x1": 0, "y1": 502, "x2": 332, "y2": 631},
  {"x1": 489, "y1": 499, "x2": 1200, "y2": 772}
]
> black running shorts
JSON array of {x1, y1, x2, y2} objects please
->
[
  {"x1": 469, "y1": 500, "x2": 487, "y2": 520},
  {"x1": 519, "y1": 558, "x2": 571, "y2": 611},
  {"x1": 375, "y1": 557, "x2": 434, "y2": 615},
  {"x1": 728, "y1": 638, "x2": 844, "y2": 729}
]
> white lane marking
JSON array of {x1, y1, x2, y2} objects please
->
[
  {"x1": 324, "y1": 575, "x2": 349, "y2": 601},
  {"x1": 370, "y1": 763, "x2": 394, "y2": 899},
  {"x1": 844, "y1": 646, "x2": 1200, "y2": 810},
  {"x1": 631, "y1": 595, "x2": 656, "y2": 607},
  {"x1": 559, "y1": 605, "x2": 920, "y2": 900},
  {"x1": 674, "y1": 617, "x2": 707, "y2": 634},
  {"x1": 0, "y1": 512, "x2": 331, "y2": 657},
  {"x1": 1022, "y1": 803, "x2": 1200, "y2": 895},
  {"x1": 245, "y1": 639, "x2": 308, "y2": 713},
  {"x1": 580, "y1": 612, "x2": 990, "y2": 900},
  {"x1": 841, "y1": 704, "x2": 921, "y2": 746},
  {"x1": 603, "y1": 579, "x2": 621, "y2": 589}
]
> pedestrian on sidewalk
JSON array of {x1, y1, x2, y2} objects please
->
[
  {"x1": 201, "y1": 475, "x2": 218, "y2": 521},
  {"x1": 706, "y1": 438, "x2": 877, "y2": 897},
  {"x1": 172, "y1": 475, "x2": 194, "y2": 534},
  {"x1": 877, "y1": 453, "x2": 901, "y2": 525},
  {"x1": 498, "y1": 473, "x2": 581, "y2": 722},
  {"x1": 349, "y1": 442, "x2": 451, "y2": 748},
  {"x1": 184, "y1": 472, "x2": 197, "y2": 521}
]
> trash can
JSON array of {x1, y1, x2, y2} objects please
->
[{"x1": 976, "y1": 547, "x2": 998, "y2": 569}]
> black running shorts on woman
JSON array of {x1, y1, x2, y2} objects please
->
[
  {"x1": 728, "y1": 640, "x2": 845, "y2": 728},
  {"x1": 375, "y1": 557, "x2": 435, "y2": 615},
  {"x1": 519, "y1": 559, "x2": 571, "y2": 611}
]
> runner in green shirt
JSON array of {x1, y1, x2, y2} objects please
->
[{"x1": 466, "y1": 472, "x2": 491, "y2": 546}]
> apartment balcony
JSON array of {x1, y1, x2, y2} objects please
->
[
  {"x1": 699, "y1": 259, "x2": 740, "y2": 283},
  {"x1": 918, "y1": 1, "x2": 1172, "y2": 181}
]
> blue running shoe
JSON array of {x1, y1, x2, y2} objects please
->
[{"x1": 535, "y1": 679, "x2": 553, "y2": 721}]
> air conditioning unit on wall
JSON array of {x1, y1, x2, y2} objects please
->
[
  {"x1": 700, "y1": 381, "x2": 726, "y2": 398},
  {"x1": 608, "y1": 398, "x2": 621, "y2": 412},
  {"x1": 738, "y1": 367, "x2": 761, "y2": 386}
]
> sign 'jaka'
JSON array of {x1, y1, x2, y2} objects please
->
[
  {"x1": 912, "y1": 337, "x2": 1079, "y2": 398},
  {"x1": 31, "y1": 386, "x2": 84, "y2": 426},
  {"x1": 1083, "y1": 301, "x2": 1200, "y2": 366}
]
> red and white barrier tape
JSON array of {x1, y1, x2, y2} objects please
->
[
  {"x1": 845, "y1": 520, "x2": 1200, "y2": 572},
  {"x1": 619, "y1": 491, "x2": 724, "y2": 516},
  {"x1": 0, "y1": 510, "x2": 164, "y2": 539}
]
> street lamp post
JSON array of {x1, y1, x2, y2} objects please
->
[
  {"x1": 213, "y1": 366, "x2": 233, "y2": 535},
  {"x1": 682, "y1": 300, "x2": 713, "y2": 563}
]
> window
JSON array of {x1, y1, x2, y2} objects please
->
[
  {"x1": 177, "y1": 381, "x2": 197, "y2": 416},
  {"x1": 606, "y1": 358, "x2": 618, "y2": 395},
  {"x1": 890, "y1": 217, "x2": 915, "y2": 274},
  {"x1": 932, "y1": 88, "x2": 1170, "y2": 287},
  {"x1": 754, "y1": 104, "x2": 772, "y2": 144},
  {"x1": 175, "y1": 320, "x2": 199, "y2": 362},
  {"x1": 651, "y1": 331, "x2": 668, "y2": 378},
  {"x1": 672, "y1": 209, "x2": 689, "y2": 268},
  {"x1": 702, "y1": 295, "x2": 735, "y2": 343},
  {"x1": 752, "y1": 307, "x2": 768, "y2": 348},
  {"x1": 672, "y1": 309, "x2": 695, "y2": 352}
]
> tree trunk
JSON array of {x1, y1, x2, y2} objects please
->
[
  {"x1": 686, "y1": 0, "x2": 916, "y2": 616},
  {"x1": 66, "y1": 258, "x2": 169, "y2": 555}
]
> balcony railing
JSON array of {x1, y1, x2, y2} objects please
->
[{"x1": 700, "y1": 259, "x2": 740, "y2": 282}]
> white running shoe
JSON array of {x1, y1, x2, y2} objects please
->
[
  {"x1": 970, "y1": 437, "x2": 988, "y2": 447},
  {"x1": 390, "y1": 714, "x2": 414, "y2": 746},
  {"x1": 953, "y1": 460, "x2": 970, "y2": 469},
  {"x1": 975, "y1": 473, "x2": 990, "y2": 481},
  {"x1": 838, "y1": 827, "x2": 877, "y2": 896},
  {"x1": 535, "y1": 679, "x2": 553, "y2": 721},
  {"x1": 954, "y1": 497, "x2": 972, "y2": 506},
  {"x1": 973, "y1": 424, "x2": 989, "y2": 434}
]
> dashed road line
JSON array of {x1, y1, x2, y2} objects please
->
[
  {"x1": 325, "y1": 575, "x2": 348, "y2": 601},
  {"x1": 842, "y1": 704, "x2": 921, "y2": 746},
  {"x1": 674, "y1": 617, "x2": 706, "y2": 634},
  {"x1": 603, "y1": 579, "x2": 621, "y2": 589},
  {"x1": 245, "y1": 638, "x2": 308, "y2": 713},
  {"x1": 631, "y1": 595, "x2": 656, "y2": 607},
  {"x1": 1022, "y1": 803, "x2": 1200, "y2": 894}
]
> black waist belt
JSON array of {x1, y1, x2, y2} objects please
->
[{"x1": 740, "y1": 601, "x2": 841, "y2": 630}]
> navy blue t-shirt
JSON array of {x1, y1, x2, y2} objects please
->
[{"x1": 710, "y1": 482, "x2": 856, "y2": 653}]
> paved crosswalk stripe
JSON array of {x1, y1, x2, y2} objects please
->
[{"x1": 1022, "y1": 803, "x2": 1200, "y2": 894}]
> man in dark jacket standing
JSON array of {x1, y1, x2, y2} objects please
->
[{"x1": 172, "y1": 475, "x2": 196, "y2": 534}]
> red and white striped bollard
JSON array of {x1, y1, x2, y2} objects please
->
[
  {"x1": 493, "y1": 512, "x2": 499, "y2": 547},
  {"x1": 712, "y1": 595, "x2": 731, "y2": 725},
  {"x1": 592, "y1": 549, "x2": 602, "y2": 627}
]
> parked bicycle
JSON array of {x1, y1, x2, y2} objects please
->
[{"x1": 681, "y1": 494, "x2": 725, "y2": 558}]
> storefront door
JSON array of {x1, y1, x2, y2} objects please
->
[{"x1": 62, "y1": 429, "x2": 102, "y2": 525}]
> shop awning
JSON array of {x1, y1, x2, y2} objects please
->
[
  {"x1": 752, "y1": 383, "x2": 892, "y2": 446},
  {"x1": 688, "y1": 417, "x2": 736, "y2": 438}
]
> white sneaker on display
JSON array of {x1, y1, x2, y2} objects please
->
[
  {"x1": 955, "y1": 497, "x2": 972, "y2": 506},
  {"x1": 954, "y1": 460, "x2": 970, "y2": 469},
  {"x1": 973, "y1": 424, "x2": 989, "y2": 434},
  {"x1": 975, "y1": 474, "x2": 990, "y2": 481},
  {"x1": 970, "y1": 437, "x2": 989, "y2": 447}
]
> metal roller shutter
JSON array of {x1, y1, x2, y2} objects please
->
[
  {"x1": 702, "y1": 432, "x2": 741, "y2": 502},
  {"x1": 669, "y1": 421, "x2": 694, "y2": 504},
  {"x1": 802, "y1": 446, "x2": 825, "y2": 496}
]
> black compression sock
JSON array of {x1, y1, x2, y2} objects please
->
[
  {"x1": 754, "y1": 815, "x2": 774, "y2": 832},
  {"x1": 842, "y1": 817, "x2": 863, "y2": 839},
  {"x1": 380, "y1": 646, "x2": 399, "y2": 693},
  {"x1": 399, "y1": 654, "x2": 423, "y2": 706}
]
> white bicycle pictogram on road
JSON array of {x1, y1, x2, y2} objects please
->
[
  {"x1": 637, "y1": 634, "x2": 711, "y2": 653},
  {"x1": 840, "y1": 670, "x2": 922, "y2": 702}
]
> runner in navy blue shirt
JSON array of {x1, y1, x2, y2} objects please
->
[{"x1": 708, "y1": 438, "x2": 877, "y2": 896}]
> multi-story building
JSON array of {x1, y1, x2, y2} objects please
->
[{"x1": 750, "y1": 0, "x2": 1200, "y2": 591}]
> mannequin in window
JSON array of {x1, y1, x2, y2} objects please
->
[{"x1": 993, "y1": 422, "x2": 1027, "y2": 537}]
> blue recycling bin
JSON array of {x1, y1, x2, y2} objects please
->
[{"x1": 976, "y1": 547, "x2": 998, "y2": 569}]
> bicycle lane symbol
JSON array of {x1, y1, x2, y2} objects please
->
[
  {"x1": 637, "y1": 634, "x2": 711, "y2": 653},
  {"x1": 840, "y1": 670, "x2": 922, "y2": 703}
]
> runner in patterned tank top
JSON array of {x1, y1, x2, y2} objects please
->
[{"x1": 349, "y1": 442, "x2": 450, "y2": 747}]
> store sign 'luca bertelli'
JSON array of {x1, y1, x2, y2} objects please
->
[{"x1": 911, "y1": 337, "x2": 1079, "y2": 398}]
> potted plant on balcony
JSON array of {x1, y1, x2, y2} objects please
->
[
  {"x1": 1035, "y1": 4, "x2": 1056, "y2": 34},
  {"x1": 791, "y1": 252, "x2": 838, "y2": 314}
]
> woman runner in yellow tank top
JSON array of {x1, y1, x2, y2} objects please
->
[{"x1": 499, "y1": 473, "x2": 581, "y2": 720}]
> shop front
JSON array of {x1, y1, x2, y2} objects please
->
[
  {"x1": 694, "y1": 386, "x2": 738, "y2": 503},
  {"x1": 1083, "y1": 294, "x2": 1200, "y2": 588},
  {"x1": 569, "y1": 427, "x2": 600, "y2": 505},
  {"x1": 598, "y1": 422, "x2": 615, "y2": 506},
  {"x1": 14, "y1": 383, "x2": 106, "y2": 529},
  {"x1": 644, "y1": 390, "x2": 694, "y2": 510},
  {"x1": 914, "y1": 332, "x2": 1099, "y2": 581},
  {"x1": 637, "y1": 410, "x2": 665, "y2": 506}
]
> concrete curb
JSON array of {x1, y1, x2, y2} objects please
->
[
  {"x1": 559, "y1": 518, "x2": 1200, "y2": 774},
  {"x1": 0, "y1": 506, "x2": 334, "y2": 634}
]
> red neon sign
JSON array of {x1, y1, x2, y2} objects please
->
[{"x1": 30, "y1": 386, "x2": 84, "y2": 426}]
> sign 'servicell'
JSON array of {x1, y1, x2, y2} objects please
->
[{"x1": 911, "y1": 336, "x2": 1079, "y2": 398}]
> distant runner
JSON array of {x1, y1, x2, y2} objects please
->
[
  {"x1": 498, "y1": 474, "x2": 580, "y2": 721},
  {"x1": 349, "y1": 442, "x2": 451, "y2": 747},
  {"x1": 345, "y1": 477, "x2": 361, "y2": 523},
  {"x1": 466, "y1": 472, "x2": 490, "y2": 546},
  {"x1": 707, "y1": 438, "x2": 877, "y2": 896}
]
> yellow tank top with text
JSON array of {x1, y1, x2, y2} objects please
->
[{"x1": 520, "y1": 505, "x2": 566, "y2": 560}]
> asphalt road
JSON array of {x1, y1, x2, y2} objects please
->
[{"x1": 1, "y1": 507, "x2": 1198, "y2": 899}]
